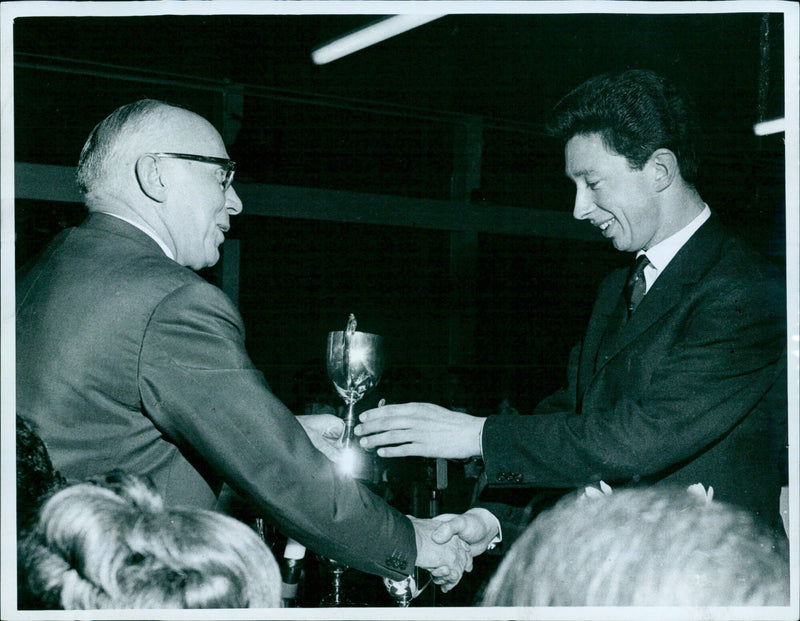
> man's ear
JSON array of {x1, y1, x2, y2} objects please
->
[
  {"x1": 135, "y1": 154, "x2": 167, "y2": 202},
  {"x1": 649, "y1": 148, "x2": 679, "y2": 192}
]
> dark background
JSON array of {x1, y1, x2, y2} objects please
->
[
  {"x1": 9, "y1": 7, "x2": 790, "y2": 607},
  {"x1": 12, "y1": 11, "x2": 787, "y2": 414}
]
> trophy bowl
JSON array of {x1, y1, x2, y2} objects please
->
[{"x1": 325, "y1": 329, "x2": 384, "y2": 406}]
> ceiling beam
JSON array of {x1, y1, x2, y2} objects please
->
[
  {"x1": 14, "y1": 162, "x2": 596, "y2": 241},
  {"x1": 15, "y1": 54, "x2": 548, "y2": 136}
]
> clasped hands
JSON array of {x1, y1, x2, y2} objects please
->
[
  {"x1": 297, "y1": 409, "x2": 498, "y2": 590},
  {"x1": 410, "y1": 508, "x2": 500, "y2": 591}
]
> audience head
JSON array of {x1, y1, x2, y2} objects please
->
[
  {"x1": 547, "y1": 69, "x2": 701, "y2": 186},
  {"x1": 20, "y1": 472, "x2": 280, "y2": 609},
  {"x1": 481, "y1": 485, "x2": 789, "y2": 607},
  {"x1": 16, "y1": 415, "x2": 65, "y2": 532}
]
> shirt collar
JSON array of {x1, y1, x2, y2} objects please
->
[
  {"x1": 98, "y1": 212, "x2": 175, "y2": 260},
  {"x1": 638, "y1": 204, "x2": 711, "y2": 274}
]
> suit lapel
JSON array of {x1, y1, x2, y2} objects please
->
[
  {"x1": 588, "y1": 215, "x2": 728, "y2": 378},
  {"x1": 576, "y1": 268, "x2": 627, "y2": 405}
]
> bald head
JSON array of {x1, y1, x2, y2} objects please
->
[
  {"x1": 78, "y1": 100, "x2": 169, "y2": 207},
  {"x1": 76, "y1": 100, "x2": 224, "y2": 209},
  {"x1": 76, "y1": 100, "x2": 242, "y2": 269}
]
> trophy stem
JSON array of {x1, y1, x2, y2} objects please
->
[
  {"x1": 342, "y1": 401, "x2": 356, "y2": 449},
  {"x1": 330, "y1": 568, "x2": 344, "y2": 606},
  {"x1": 319, "y1": 561, "x2": 352, "y2": 607}
]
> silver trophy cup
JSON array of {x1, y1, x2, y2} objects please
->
[
  {"x1": 318, "y1": 315, "x2": 384, "y2": 606},
  {"x1": 325, "y1": 314, "x2": 384, "y2": 478}
]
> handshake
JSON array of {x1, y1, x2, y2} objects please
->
[
  {"x1": 298, "y1": 412, "x2": 500, "y2": 592},
  {"x1": 409, "y1": 507, "x2": 500, "y2": 592}
]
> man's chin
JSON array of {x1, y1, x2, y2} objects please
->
[
  {"x1": 610, "y1": 237, "x2": 631, "y2": 252},
  {"x1": 204, "y1": 244, "x2": 222, "y2": 268},
  {"x1": 183, "y1": 253, "x2": 218, "y2": 271}
]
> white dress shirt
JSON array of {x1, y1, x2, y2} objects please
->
[
  {"x1": 638, "y1": 205, "x2": 711, "y2": 293},
  {"x1": 99, "y1": 211, "x2": 175, "y2": 260}
]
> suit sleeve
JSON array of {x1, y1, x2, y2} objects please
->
[
  {"x1": 481, "y1": 263, "x2": 786, "y2": 489},
  {"x1": 531, "y1": 339, "x2": 581, "y2": 416},
  {"x1": 137, "y1": 281, "x2": 416, "y2": 579}
]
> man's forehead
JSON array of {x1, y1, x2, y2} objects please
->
[
  {"x1": 564, "y1": 141, "x2": 597, "y2": 178},
  {"x1": 565, "y1": 132, "x2": 606, "y2": 154},
  {"x1": 564, "y1": 133, "x2": 619, "y2": 176}
]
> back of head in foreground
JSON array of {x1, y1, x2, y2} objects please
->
[
  {"x1": 20, "y1": 472, "x2": 281, "y2": 609},
  {"x1": 16, "y1": 415, "x2": 66, "y2": 532},
  {"x1": 481, "y1": 485, "x2": 789, "y2": 607}
]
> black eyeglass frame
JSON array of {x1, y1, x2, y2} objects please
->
[{"x1": 149, "y1": 152, "x2": 236, "y2": 191}]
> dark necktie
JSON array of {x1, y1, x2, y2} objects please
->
[{"x1": 625, "y1": 254, "x2": 650, "y2": 316}]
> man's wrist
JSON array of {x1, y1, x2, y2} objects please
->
[{"x1": 465, "y1": 507, "x2": 502, "y2": 550}]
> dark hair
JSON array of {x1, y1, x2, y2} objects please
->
[
  {"x1": 17, "y1": 416, "x2": 68, "y2": 609},
  {"x1": 546, "y1": 69, "x2": 701, "y2": 185},
  {"x1": 16, "y1": 415, "x2": 65, "y2": 532}
]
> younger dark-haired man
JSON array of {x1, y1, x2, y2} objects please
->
[{"x1": 354, "y1": 69, "x2": 788, "y2": 555}]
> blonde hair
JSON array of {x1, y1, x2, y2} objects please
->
[
  {"x1": 21, "y1": 473, "x2": 280, "y2": 609},
  {"x1": 482, "y1": 486, "x2": 789, "y2": 607}
]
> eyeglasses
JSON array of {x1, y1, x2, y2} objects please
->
[{"x1": 150, "y1": 152, "x2": 236, "y2": 191}]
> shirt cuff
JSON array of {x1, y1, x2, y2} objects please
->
[{"x1": 477, "y1": 417, "x2": 487, "y2": 460}]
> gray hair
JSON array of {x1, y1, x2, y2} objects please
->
[
  {"x1": 482, "y1": 485, "x2": 789, "y2": 607},
  {"x1": 20, "y1": 472, "x2": 281, "y2": 609},
  {"x1": 75, "y1": 99, "x2": 181, "y2": 206}
]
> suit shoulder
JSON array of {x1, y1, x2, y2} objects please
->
[
  {"x1": 714, "y1": 231, "x2": 784, "y2": 289},
  {"x1": 147, "y1": 270, "x2": 241, "y2": 323}
]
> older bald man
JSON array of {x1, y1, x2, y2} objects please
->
[{"x1": 16, "y1": 99, "x2": 470, "y2": 590}]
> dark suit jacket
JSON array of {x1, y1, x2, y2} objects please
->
[
  {"x1": 16, "y1": 213, "x2": 415, "y2": 579},
  {"x1": 480, "y1": 214, "x2": 787, "y2": 544}
]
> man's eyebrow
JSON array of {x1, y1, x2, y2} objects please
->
[{"x1": 565, "y1": 168, "x2": 594, "y2": 179}]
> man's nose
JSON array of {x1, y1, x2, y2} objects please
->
[
  {"x1": 572, "y1": 187, "x2": 593, "y2": 221},
  {"x1": 226, "y1": 186, "x2": 243, "y2": 215}
]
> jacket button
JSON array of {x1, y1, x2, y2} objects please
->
[{"x1": 514, "y1": 473, "x2": 523, "y2": 483}]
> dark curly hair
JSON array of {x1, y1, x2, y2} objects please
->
[{"x1": 546, "y1": 69, "x2": 702, "y2": 186}]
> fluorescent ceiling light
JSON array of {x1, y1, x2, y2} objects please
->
[
  {"x1": 753, "y1": 118, "x2": 786, "y2": 136},
  {"x1": 312, "y1": 14, "x2": 445, "y2": 65}
]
